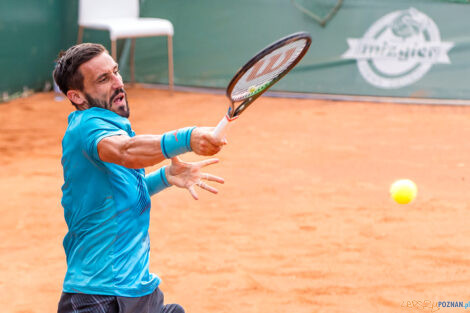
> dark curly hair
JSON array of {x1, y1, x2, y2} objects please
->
[{"x1": 53, "y1": 43, "x2": 107, "y2": 106}]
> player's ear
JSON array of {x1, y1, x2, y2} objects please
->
[{"x1": 66, "y1": 89, "x2": 87, "y2": 110}]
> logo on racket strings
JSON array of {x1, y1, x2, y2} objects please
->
[
  {"x1": 246, "y1": 47, "x2": 297, "y2": 82},
  {"x1": 341, "y1": 7, "x2": 454, "y2": 89}
]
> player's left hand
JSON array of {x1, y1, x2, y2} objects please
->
[{"x1": 166, "y1": 157, "x2": 224, "y2": 200}]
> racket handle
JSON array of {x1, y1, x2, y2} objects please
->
[{"x1": 213, "y1": 115, "x2": 230, "y2": 138}]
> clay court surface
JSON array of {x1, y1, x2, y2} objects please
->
[{"x1": 3, "y1": 87, "x2": 470, "y2": 313}]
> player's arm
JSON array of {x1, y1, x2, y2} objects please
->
[
  {"x1": 97, "y1": 127, "x2": 226, "y2": 169},
  {"x1": 98, "y1": 134, "x2": 165, "y2": 169}
]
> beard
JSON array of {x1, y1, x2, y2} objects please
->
[{"x1": 85, "y1": 88, "x2": 130, "y2": 118}]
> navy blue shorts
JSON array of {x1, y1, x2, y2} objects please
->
[{"x1": 57, "y1": 287, "x2": 184, "y2": 313}]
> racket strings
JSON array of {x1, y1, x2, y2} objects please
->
[{"x1": 231, "y1": 39, "x2": 308, "y2": 101}]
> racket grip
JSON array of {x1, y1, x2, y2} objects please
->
[{"x1": 213, "y1": 115, "x2": 230, "y2": 139}]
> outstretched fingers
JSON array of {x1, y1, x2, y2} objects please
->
[
  {"x1": 187, "y1": 179, "x2": 219, "y2": 199},
  {"x1": 175, "y1": 157, "x2": 224, "y2": 199},
  {"x1": 188, "y1": 184, "x2": 199, "y2": 200},
  {"x1": 201, "y1": 173, "x2": 224, "y2": 184},
  {"x1": 196, "y1": 158, "x2": 219, "y2": 168},
  {"x1": 196, "y1": 180, "x2": 219, "y2": 194}
]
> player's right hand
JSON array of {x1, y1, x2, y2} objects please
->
[{"x1": 190, "y1": 127, "x2": 227, "y2": 156}]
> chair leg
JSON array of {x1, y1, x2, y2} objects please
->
[
  {"x1": 168, "y1": 35, "x2": 174, "y2": 94},
  {"x1": 111, "y1": 40, "x2": 117, "y2": 61},
  {"x1": 130, "y1": 38, "x2": 136, "y2": 84},
  {"x1": 77, "y1": 26, "x2": 84, "y2": 44}
]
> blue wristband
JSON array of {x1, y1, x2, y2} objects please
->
[
  {"x1": 144, "y1": 166, "x2": 171, "y2": 196},
  {"x1": 161, "y1": 127, "x2": 195, "y2": 158}
]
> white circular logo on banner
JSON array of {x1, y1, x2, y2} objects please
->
[{"x1": 342, "y1": 8, "x2": 454, "y2": 89}]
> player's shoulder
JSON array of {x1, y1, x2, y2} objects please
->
[{"x1": 65, "y1": 108, "x2": 131, "y2": 139}]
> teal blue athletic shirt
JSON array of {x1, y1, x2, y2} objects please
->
[{"x1": 61, "y1": 107, "x2": 160, "y2": 297}]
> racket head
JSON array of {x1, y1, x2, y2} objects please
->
[{"x1": 226, "y1": 32, "x2": 312, "y2": 117}]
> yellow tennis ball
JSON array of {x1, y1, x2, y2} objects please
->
[
  {"x1": 390, "y1": 179, "x2": 417, "y2": 204},
  {"x1": 248, "y1": 86, "x2": 257, "y2": 93}
]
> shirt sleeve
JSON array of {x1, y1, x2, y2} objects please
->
[{"x1": 81, "y1": 116, "x2": 128, "y2": 162}]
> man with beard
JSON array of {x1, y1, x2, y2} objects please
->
[{"x1": 53, "y1": 43, "x2": 225, "y2": 313}]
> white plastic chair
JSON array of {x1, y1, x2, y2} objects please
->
[{"x1": 77, "y1": 0, "x2": 174, "y2": 92}]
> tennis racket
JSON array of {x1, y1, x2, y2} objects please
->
[{"x1": 213, "y1": 32, "x2": 312, "y2": 138}]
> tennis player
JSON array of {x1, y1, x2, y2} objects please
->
[{"x1": 53, "y1": 43, "x2": 225, "y2": 313}]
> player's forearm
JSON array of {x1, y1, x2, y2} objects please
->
[
  {"x1": 99, "y1": 127, "x2": 200, "y2": 168},
  {"x1": 119, "y1": 135, "x2": 166, "y2": 168}
]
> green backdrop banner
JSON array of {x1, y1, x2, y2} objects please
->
[
  {"x1": 0, "y1": 0, "x2": 63, "y2": 100},
  {"x1": 1, "y1": 0, "x2": 470, "y2": 101}
]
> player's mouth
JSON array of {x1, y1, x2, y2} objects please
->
[{"x1": 112, "y1": 92, "x2": 125, "y2": 106}]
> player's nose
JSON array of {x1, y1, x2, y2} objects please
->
[{"x1": 112, "y1": 72, "x2": 124, "y2": 89}]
